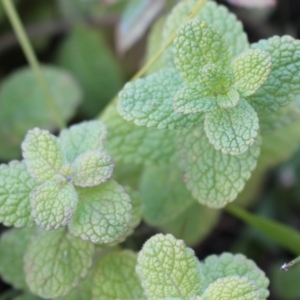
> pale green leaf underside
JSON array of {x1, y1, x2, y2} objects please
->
[
  {"x1": 163, "y1": 1, "x2": 248, "y2": 66},
  {"x1": 199, "y1": 253, "x2": 269, "y2": 298},
  {"x1": 0, "y1": 66, "x2": 81, "y2": 160},
  {"x1": 92, "y1": 250, "x2": 145, "y2": 300},
  {"x1": 173, "y1": 19, "x2": 230, "y2": 82},
  {"x1": 159, "y1": 202, "x2": 220, "y2": 246},
  {"x1": 233, "y1": 49, "x2": 271, "y2": 96},
  {"x1": 201, "y1": 276, "x2": 260, "y2": 300},
  {"x1": 136, "y1": 234, "x2": 202, "y2": 299},
  {"x1": 140, "y1": 164, "x2": 195, "y2": 226},
  {"x1": 30, "y1": 181, "x2": 78, "y2": 230},
  {"x1": 102, "y1": 104, "x2": 177, "y2": 165},
  {"x1": 59, "y1": 120, "x2": 107, "y2": 163},
  {"x1": 0, "y1": 161, "x2": 37, "y2": 227},
  {"x1": 177, "y1": 126, "x2": 260, "y2": 208},
  {"x1": 118, "y1": 68, "x2": 202, "y2": 129},
  {"x1": 72, "y1": 150, "x2": 114, "y2": 187},
  {"x1": 0, "y1": 228, "x2": 34, "y2": 290},
  {"x1": 248, "y1": 36, "x2": 300, "y2": 114},
  {"x1": 204, "y1": 100, "x2": 259, "y2": 155},
  {"x1": 22, "y1": 128, "x2": 64, "y2": 182},
  {"x1": 68, "y1": 180, "x2": 132, "y2": 244},
  {"x1": 24, "y1": 229, "x2": 94, "y2": 299},
  {"x1": 174, "y1": 82, "x2": 217, "y2": 114}
]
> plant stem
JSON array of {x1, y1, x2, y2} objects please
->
[
  {"x1": 2, "y1": 0, "x2": 65, "y2": 129},
  {"x1": 98, "y1": 0, "x2": 207, "y2": 118},
  {"x1": 281, "y1": 255, "x2": 300, "y2": 271}
]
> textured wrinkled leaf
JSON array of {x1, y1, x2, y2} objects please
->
[
  {"x1": 216, "y1": 89, "x2": 240, "y2": 109},
  {"x1": 136, "y1": 234, "x2": 202, "y2": 299},
  {"x1": 0, "y1": 66, "x2": 81, "y2": 160},
  {"x1": 204, "y1": 100, "x2": 259, "y2": 155},
  {"x1": 233, "y1": 49, "x2": 271, "y2": 96},
  {"x1": 0, "y1": 161, "x2": 37, "y2": 227},
  {"x1": 92, "y1": 250, "x2": 145, "y2": 299},
  {"x1": 174, "y1": 82, "x2": 217, "y2": 114},
  {"x1": 30, "y1": 181, "x2": 78, "y2": 230},
  {"x1": 118, "y1": 68, "x2": 201, "y2": 129},
  {"x1": 140, "y1": 164, "x2": 195, "y2": 226},
  {"x1": 72, "y1": 150, "x2": 114, "y2": 187},
  {"x1": 59, "y1": 120, "x2": 107, "y2": 163},
  {"x1": 117, "y1": 0, "x2": 165, "y2": 54},
  {"x1": 199, "y1": 253, "x2": 269, "y2": 298},
  {"x1": 201, "y1": 276, "x2": 260, "y2": 300},
  {"x1": 56, "y1": 25, "x2": 122, "y2": 117},
  {"x1": 160, "y1": 202, "x2": 220, "y2": 246},
  {"x1": 124, "y1": 186, "x2": 142, "y2": 230},
  {"x1": 68, "y1": 180, "x2": 132, "y2": 244},
  {"x1": 248, "y1": 36, "x2": 300, "y2": 113},
  {"x1": 102, "y1": 104, "x2": 177, "y2": 165},
  {"x1": 24, "y1": 229, "x2": 94, "y2": 298},
  {"x1": 177, "y1": 126, "x2": 260, "y2": 208},
  {"x1": 164, "y1": 1, "x2": 248, "y2": 66},
  {"x1": 22, "y1": 128, "x2": 64, "y2": 182},
  {"x1": 0, "y1": 228, "x2": 34, "y2": 290},
  {"x1": 173, "y1": 19, "x2": 230, "y2": 82}
]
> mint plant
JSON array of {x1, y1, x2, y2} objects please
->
[{"x1": 1, "y1": 0, "x2": 300, "y2": 299}]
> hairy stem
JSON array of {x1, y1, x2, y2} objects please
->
[{"x1": 2, "y1": 0, "x2": 65, "y2": 129}]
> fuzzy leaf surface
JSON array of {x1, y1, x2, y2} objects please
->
[
  {"x1": 59, "y1": 120, "x2": 107, "y2": 163},
  {"x1": 124, "y1": 186, "x2": 142, "y2": 231},
  {"x1": 248, "y1": 36, "x2": 300, "y2": 113},
  {"x1": 24, "y1": 229, "x2": 94, "y2": 299},
  {"x1": 0, "y1": 228, "x2": 34, "y2": 290},
  {"x1": 92, "y1": 250, "x2": 145, "y2": 300},
  {"x1": 30, "y1": 181, "x2": 78, "y2": 230},
  {"x1": 102, "y1": 105, "x2": 177, "y2": 165},
  {"x1": 22, "y1": 128, "x2": 64, "y2": 182},
  {"x1": 204, "y1": 100, "x2": 259, "y2": 155},
  {"x1": 201, "y1": 276, "x2": 260, "y2": 300},
  {"x1": 177, "y1": 126, "x2": 260, "y2": 208},
  {"x1": 0, "y1": 161, "x2": 37, "y2": 227},
  {"x1": 118, "y1": 68, "x2": 201, "y2": 129},
  {"x1": 173, "y1": 19, "x2": 230, "y2": 82},
  {"x1": 136, "y1": 234, "x2": 202, "y2": 299},
  {"x1": 72, "y1": 150, "x2": 114, "y2": 187},
  {"x1": 199, "y1": 253, "x2": 269, "y2": 298},
  {"x1": 233, "y1": 49, "x2": 271, "y2": 96},
  {"x1": 68, "y1": 180, "x2": 132, "y2": 244}
]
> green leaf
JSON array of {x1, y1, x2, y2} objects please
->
[
  {"x1": 118, "y1": 68, "x2": 201, "y2": 129},
  {"x1": 24, "y1": 229, "x2": 94, "y2": 298},
  {"x1": 13, "y1": 293, "x2": 42, "y2": 300},
  {"x1": 124, "y1": 186, "x2": 142, "y2": 230},
  {"x1": 68, "y1": 180, "x2": 132, "y2": 244},
  {"x1": 233, "y1": 49, "x2": 271, "y2": 96},
  {"x1": 248, "y1": 36, "x2": 300, "y2": 113},
  {"x1": 174, "y1": 82, "x2": 217, "y2": 114},
  {"x1": 140, "y1": 164, "x2": 195, "y2": 226},
  {"x1": 22, "y1": 128, "x2": 64, "y2": 182},
  {"x1": 0, "y1": 161, "x2": 37, "y2": 227},
  {"x1": 201, "y1": 276, "x2": 260, "y2": 300},
  {"x1": 102, "y1": 104, "x2": 177, "y2": 165},
  {"x1": 56, "y1": 25, "x2": 122, "y2": 117},
  {"x1": 177, "y1": 126, "x2": 261, "y2": 208},
  {"x1": 92, "y1": 250, "x2": 145, "y2": 300},
  {"x1": 0, "y1": 228, "x2": 35, "y2": 290},
  {"x1": 226, "y1": 205, "x2": 300, "y2": 255},
  {"x1": 204, "y1": 100, "x2": 259, "y2": 155},
  {"x1": 163, "y1": 1, "x2": 248, "y2": 66},
  {"x1": 216, "y1": 89, "x2": 240, "y2": 109},
  {"x1": 199, "y1": 252, "x2": 269, "y2": 298},
  {"x1": 173, "y1": 19, "x2": 230, "y2": 82},
  {"x1": 159, "y1": 202, "x2": 220, "y2": 246},
  {"x1": 59, "y1": 120, "x2": 107, "y2": 163},
  {"x1": 136, "y1": 233, "x2": 202, "y2": 299},
  {"x1": 30, "y1": 181, "x2": 78, "y2": 230},
  {"x1": 0, "y1": 66, "x2": 81, "y2": 160},
  {"x1": 72, "y1": 150, "x2": 114, "y2": 187}
]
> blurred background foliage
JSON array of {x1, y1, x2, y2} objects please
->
[{"x1": 0, "y1": 0, "x2": 300, "y2": 299}]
